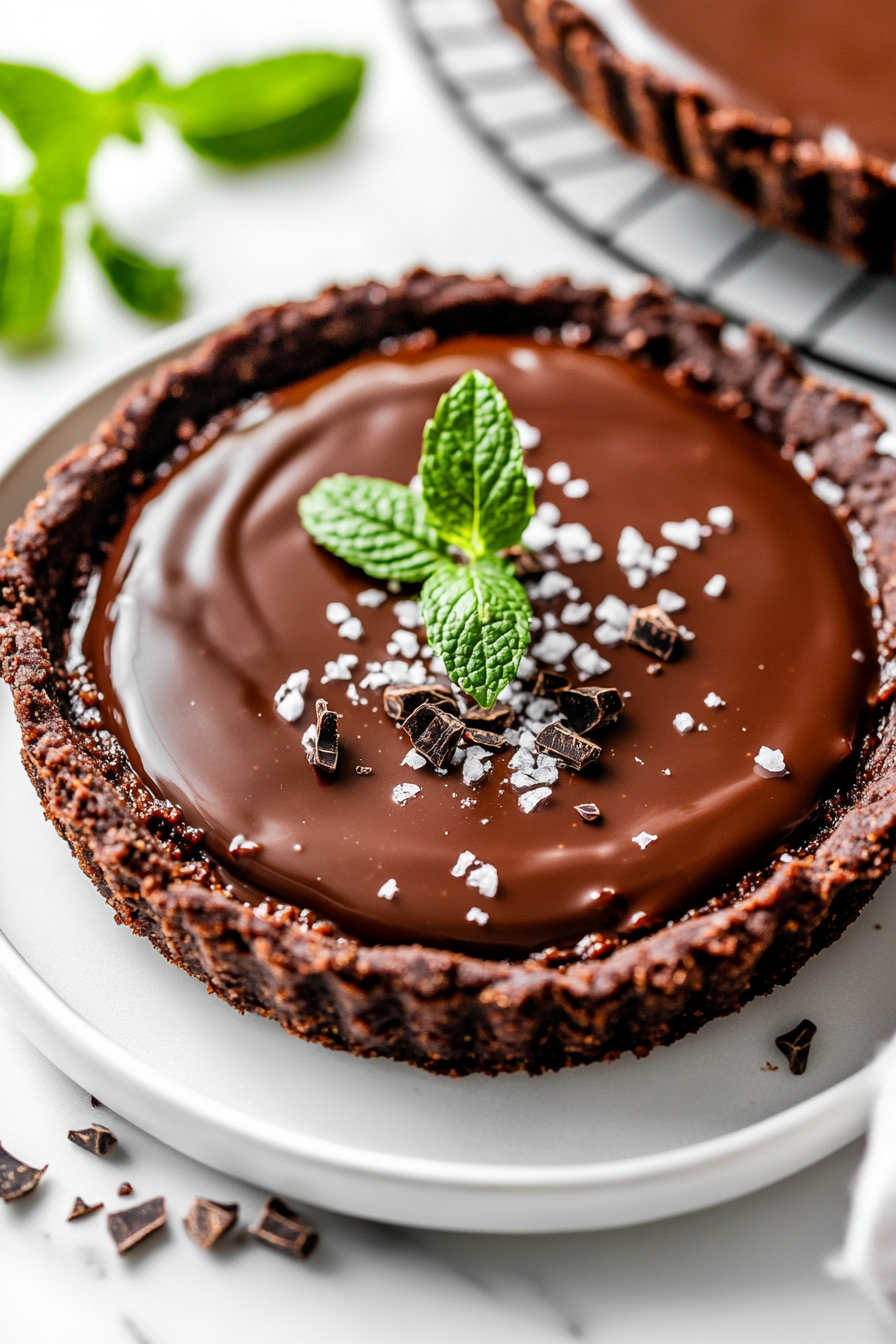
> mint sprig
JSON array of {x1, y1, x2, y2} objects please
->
[{"x1": 299, "y1": 370, "x2": 536, "y2": 707}]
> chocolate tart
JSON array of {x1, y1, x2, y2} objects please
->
[
  {"x1": 494, "y1": 0, "x2": 896, "y2": 272},
  {"x1": 2, "y1": 269, "x2": 896, "y2": 1077}
]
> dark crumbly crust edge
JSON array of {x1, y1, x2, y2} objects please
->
[
  {"x1": 3, "y1": 269, "x2": 896, "y2": 1076},
  {"x1": 494, "y1": 0, "x2": 896, "y2": 272}
]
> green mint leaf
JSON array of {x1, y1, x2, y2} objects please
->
[
  {"x1": 0, "y1": 192, "x2": 63, "y2": 342},
  {"x1": 420, "y1": 369, "x2": 534, "y2": 559},
  {"x1": 150, "y1": 53, "x2": 364, "y2": 166},
  {"x1": 89, "y1": 223, "x2": 184, "y2": 321},
  {"x1": 299, "y1": 475, "x2": 448, "y2": 582},
  {"x1": 420, "y1": 555, "x2": 532, "y2": 708}
]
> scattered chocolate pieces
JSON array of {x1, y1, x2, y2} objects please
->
[
  {"x1": 463, "y1": 727, "x2": 510, "y2": 751},
  {"x1": 461, "y1": 702, "x2": 515, "y2": 731},
  {"x1": 118, "y1": 1182, "x2": 133, "y2": 1197},
  {"x1": 532, "y1": 670, "x2": 570, "y2": 700},
  {"x1": 0, "y1": 1143, "x2": 47, "y2": 1201},
  {"x1": 534, "y1": 723, "x2": 601, "y2": 770},
  {"x1": 558, "y1": 687, "x2": 622, "y2": 736},
  {"x1": 625, "y1": 604, "x2": 680, "y2": 661},
  {"x1": 775, "y1": 1019, "x2": 817, "y2": 1075},
  {"x1": 574, "y1": 803, "x2": 602, "y2": 823},
  {"x1": 402, "y1": 702, "x2": 465, "y2": 770},
  {"x1": 383, "y1": 683, "x2": 455, "y2": 722},
  {"x1": 355, "y1": 765, "x2": 373, "y2": 775},
  {"x1": 249, "y1": 1196, "x2": 318, "y2": 1259},
  {"x1": 68, "y1": 1124, "x2": 118, "y2": 1156},
  {"x1": 312, "y1": 698, "x2": 338, "y2": 773},
  {"x1": 67, "y1": 1195, "x2": 104, "y2": 1221},
  {"x1": 107, "y1": 1196, "x2": 167, "y2": 1255},
  {"x1": 184, "y1": 1197, "x2": 239, "y2": 1249}
]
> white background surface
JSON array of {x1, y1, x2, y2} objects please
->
[{"x1": 0, "y1": 0, "x2": 892, "y2": 1338}]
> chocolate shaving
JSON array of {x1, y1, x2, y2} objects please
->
[
  {"x1": 559, "y1": 687, "x2": 622, "y2": 736},
  {"x1": 68, "y1": 1124, "x2": 118, "y2": 1156},
  {"x1": 107, "y1": 1196, "x2": 167, "y2": 1254},
  {"x1": 624, "y1": 605, "x2": 680, "y2": 661},
  {"x1": 532, "y1": 670, "x2": 570, "y2": 700},
  {"x1": 355, "y1": 765, "x2": 373, "y2": 775},
  {"x1": 383, "y1": 683, "x2": 455, "y2": 723},
  {"x1": 775, "y1": 1019, "x2": 817, "y2": 1075},
  {"x1": 249, "y1": 1196, "x2": 318, "y2": 1259},
  {"x1": 312, "y1": 698, "x2": 338, "y2": 773},
  {"x1": 574, "y1": 803, "x2": 602, "y2": 823},
  {"x1": 117, "y1": 1182, "x2": 133, "y2": 1197},
  {"x1": 463, "y1": 727, "x2": 510, "y2": 751},
  {"x1": 534, "y1": 723, "x2": 601, "y2": 770},
  {"x1": 184, "y1": 1197, "x2": 238, "y2": 1249},
  {"x1": 0, "y1": 1142, "x2": 47, "y2": 1201},
  {"x1": 461, "y1": 703, "x2": 515, "y2": 731},
  {"x1": 67, "y1": 1195, "x2": 104, "y2": 1221},
  {"x1": 401, "y1": 702, "x2": 465, "y2": 770}
]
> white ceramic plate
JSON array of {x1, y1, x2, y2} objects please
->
[{"x1": 0, "y1": 318, "x2": 891, "y2": 1234}]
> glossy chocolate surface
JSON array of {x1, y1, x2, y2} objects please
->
[
  {"x1": 632, "y1": 0, "x2": 896, "y2": 160},
  {"x1": 82, "y1": 338, "x2": 876, "y2": 957}
]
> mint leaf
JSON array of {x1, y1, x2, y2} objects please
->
[
  {"x1": 420, "y1": 369, "x2": 534, "y2": 558},
  {"x1": 299, "y1": 475, "x2": 448, "y2": 582},
  {"x1": 151, "y1": 53, "x2": 364, "y2": 166},
  {"x1": 0, "y1": 192, "x2": 63, "y2": 342},
  {"x1": 89, "y1": 223, "x2": 184, "y2": 321},
  {"x1": 420, "y1": 556, "x2": 531, "y2": 708}
]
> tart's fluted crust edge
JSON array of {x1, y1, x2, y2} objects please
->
[
  {"x1": 494, "y1": 0, "x2": 896, "y2": 272},
  {"x1": 2, "y1": 268, "x2": 896, "y2": 1076}
]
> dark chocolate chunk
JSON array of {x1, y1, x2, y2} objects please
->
[
  {"x1": 461, "y1": 702, "x2": 515, "y2": 731},
  {"x1": 534, "y1": 723, "x2": 602, "y2": 770},
  {"x1": 510, "y1": 548, "x2": 545, "y2": 577},
  {"x1": 463, "y1": 727, "x2": 510, "y2": 751},
  {"x1": 107, "y1": 1196, "x2": 167, "y2": 1255},
  {"x1": 559, "y1": 687, "x2": 623, "y2": 736},
  {"x1": 117, "y1": 1182, "x2": 133, "y2": 1197},
  {"x1": 0, "y1": 1142, "x2": 47, "y2": 1201},
  {"x1": 68, "y1": 1124, "x2": 118, "y2": 1156},
  {"x1": 574, "y1": 803, "x2": 602, "y2": 823},
  {"x1": 624, "y1": 604, "x2": 680, "y2": 661},
  {"x1": 184, "y1": 1197, "x2": 239, "y2": 1249},
  {"x1": 383, "y1": 683, "x2": 455, "y2": 723},
  {"x1": 312, "y1": 698, "x2": 338, "y2": 773},
  {"x1": 249, "y1": 1196, "x2": 318, "y2": 1259},
  {"x1": 401, "y1": 702, "x2": 465, "y2": 770},
  {"x1": 355, "y1": 765, "x2": 373, "y2": 775},
  {"x1": 646, "y1": 662, "x2": 663, "y2": 676},
  {"x1": 532, "y1": 670, "x2": 570, "y2": 700},
  {"x1": 775, "y1": 1019, "x2": 817, "y2": 1075},
  {"x1": 67, "y1": 1196, "x2": 104, "y2": 1221}
]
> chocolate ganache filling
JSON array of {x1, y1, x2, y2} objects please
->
[{"x1": 81, "y1": 337, "x2": 876, "y2": 958}]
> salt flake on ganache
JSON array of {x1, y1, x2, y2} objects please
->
[{"x1": 755, "y1": 746, "x2": 788, "y2": 775}]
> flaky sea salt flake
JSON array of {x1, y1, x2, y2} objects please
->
[
  {"x1": 392, "y1": 782, "x2": 421, "y2": 806},
  {"x1": 673, "y1": 712, "x2": 695, "y2": 734},
  {"x1": 467, "y1": 864, "x2": 499, "y2": 898},
  {"x1": 632, "y1": 831, "x2": 658, "y2": 849},
  {"x1": 465, "y1": 906, "x2": 489, "y2": 926},
  {"x1": 755, "y1": 746, "x2": 787, "y2": 775},
  {"x1": 451, "y1": 851, "x2": 476, "y2": 877},
  {"x1": 377, "y1": 879, "x2": 398, "y2": 901}
]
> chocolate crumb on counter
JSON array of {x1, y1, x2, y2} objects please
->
[
  {"x1": 463, "y1": 726, "x2": 510, "y2": 751},
  {"x1": 249, "y1": 1196, "x2": 318, "y2": 1259},
  {"x1": 0, "y1": 1142, "x2": 47, "y2": 1201},
  {"x1": 117, "y1": 1182, "x2": 133, "y2": 1197},
  {"x1": 532, "y1": 670, "x2": 569, "y2": 700},
  {"x1": 383, "y1": 683, "x2": 455, "y2": 722},
  {"x1": 535, "y1": 723, "x2": 601, "y2": 770},
  {"x1": 312, "y1": 699, "x2": 339, "y2": 773},
  {"x1": 355, "y1": 765, "x2": 373, "y2": 775},
  {"x1": 559, "y1": 687, "x2": 622, "y2": 736},
  {"x1": 67, "y1": 1196, "x2": 104, "y2": 1221},
  {"x1": 401, "y1": 702, "x2": 465, "y2": 770},
  {"x1": 462, "y1": 702, "x2": 515, "y2": 731},
  {"x1": 625, "y1": 605, "x2": 680, "y2": 661},
  {"x1": 775, "y1": 1019, "x2": 818, "y2": 1075},
  {"x1": 68, "y1": 1124, "x2": 118, "y2": 1156},
  {"x1": 184, "y1": 1197, "x2": 239, "y2": 1249},
  {"x1": 107, "y1": 1197, "x2": 167, "y2": 1255},
  {"x1": 575, "y1": 803, "x2": 602, "y2": 823}
]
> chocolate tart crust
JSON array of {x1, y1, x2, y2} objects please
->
[
  {"x1": 494, "y1": 0, "x2": 896, "y2": 273},
  {"x1": 3, "y1": 269, "x2": 896, "y2": 1076}
]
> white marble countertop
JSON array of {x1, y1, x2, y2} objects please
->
[{"x1": 0, "y1": 1, "x2": 892, "y2": 1338}]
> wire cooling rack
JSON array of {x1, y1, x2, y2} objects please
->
[{"x1": 401, "y1": 0, "x2": 896, "y2": 396}]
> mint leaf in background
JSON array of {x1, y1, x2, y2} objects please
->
[
  {"x1": 420, "y1": 555, "x2": 532, "y2": 708},
  {"x1": 0, "y1": 192, "x2": 63, "y2": 342},
  {"x1": 420, "y1": 369, "x2": 534, "y2": 558},
  {"x1": 151, "y1": 53, "x2": 364, "y2": 166},
  {"x1": 299, "y1": 475, "x2": 448, "y2": 582},
  {"x1": 89, "y1": 223, "x2": 184, "y2": 321}
]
